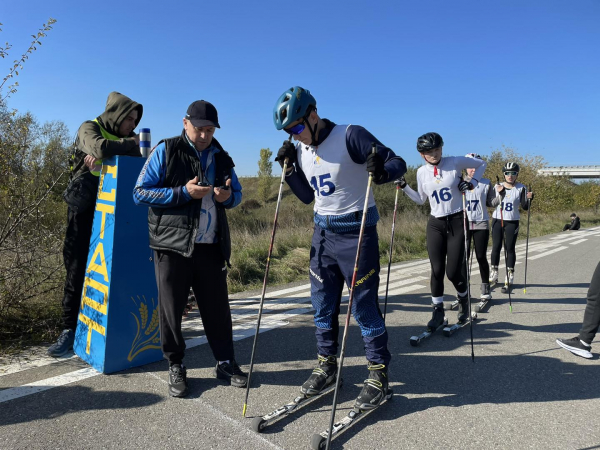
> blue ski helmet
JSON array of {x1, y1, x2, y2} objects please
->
[
  {"x1": 417, "y1": 132, "x2": 444, "y2": 152},
  {"x1": 273, "y1": 86, "x2": 316, "y2": 130}
]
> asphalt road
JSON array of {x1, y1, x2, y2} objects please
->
[{"x1": 1, "y1": 227, "x2": 599, "y2": 450}]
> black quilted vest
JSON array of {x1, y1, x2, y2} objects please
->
[{"x1": 148, "y1": 130, "x2": 234, "y2": 264}]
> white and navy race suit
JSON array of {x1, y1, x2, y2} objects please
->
[
  {"x1": 285, "y1": 119, "x2": 406, "y2": 365},
  {"x1": 464, "y1": 178, "x2": 501, "y2": 283},
  {"x1": 490, "y1": 182, "x2": 529, "y2": 269},
  {"x1": 403, "y1": 156, "x2": 486, "y2": 303}
]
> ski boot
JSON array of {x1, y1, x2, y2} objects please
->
[
  {"x1": 480, "y1": 283, "x2": 491, "y2": 300},
  {"x1": 502, "y1": 269, "x2": 514, "y2": 293},
  {"x1": 301, "y1": 355, "x2": 337, "y2": 396},
  {"x1": 457, "y1": 293, "x2": 470, "y2": 324},
  {"x1": 427, "y1": 303, "x2": 445, "y2": 331},
  {"x1": 474, "y1": 283, "x2": 491, "y2": 313},
  {"x1": 489, "y1": 267, "x2": 498, "y2": 285},
  {"x1": 354, "y1": 362, "x2": 389, "y2": 411}
]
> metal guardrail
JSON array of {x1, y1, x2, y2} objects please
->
[{"x1": 538, "y1": 165, "x2": 600, "y2": 178}]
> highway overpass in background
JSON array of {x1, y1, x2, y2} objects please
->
[{"x1": 538, "y1": 165, "x2": 600, "y2": 179}]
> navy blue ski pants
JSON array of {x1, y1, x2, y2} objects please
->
[{"x1": 309, "y1": 225, "x2": 391, "y2": 365}]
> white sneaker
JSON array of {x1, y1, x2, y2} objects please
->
[
  {"x1": 489, "y1": 269, "x2": 498, "y2": 284},
  {"x1": 507, "y1": 269, "x2": 514, "y2": 286}
]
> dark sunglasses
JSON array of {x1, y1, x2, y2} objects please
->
[
  {"x1": 284, "y1": 121, "x2": 306, "y2": 136},
  {"x1": 504, "y1": 171, "x2": 518, "y2": 176}
]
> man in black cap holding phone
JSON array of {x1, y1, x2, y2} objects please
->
[{"x1": 134, "y1": 100, "x2": 246, "y2": 398}]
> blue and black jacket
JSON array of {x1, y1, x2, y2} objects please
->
[{"x1": 133, "y1": 130, "x2": 242, "y2": 263}]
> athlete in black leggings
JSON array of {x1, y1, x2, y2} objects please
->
[
  {"x1": 489, "y1": 162, "x2": 534, "y2": 290},
  {"x1": 463, "y1": 155, "x2": 503, "y2": 301},
  {"x1": 402, "y1": 133, "x2": 486, "y2": 328}
]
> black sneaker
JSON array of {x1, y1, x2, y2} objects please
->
[
  {"x1": 354, "y1": 362, "x2": 389, "y2": 411},
  {"x1": 427, "y1": 304, "x2": 445, "y2": 331},
  {"x1": 47, "y1": 329, "x2": 75, "y2": 357},
  {"x1": 301, "y1": 355, "x2": 337, "y2": 396},
  {"x1": 556, "y1": 337, "x2": 593, "y2": 359},
  {"x1": 168, "y1": 364, "x2": 189, "y2": 397},
  {"x1": 215, "y1": 360, "x2": 248, "y2": 388}
]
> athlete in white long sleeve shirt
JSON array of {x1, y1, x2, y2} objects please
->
[{"x1": 402, "y1": 133, "x2": 486, "y2": 330}]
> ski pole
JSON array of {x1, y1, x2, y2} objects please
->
[
  {"x1": 325, "y1": 144, "x2": 377, "y2": 450},
  {"x1": 242, "y1": 136, "x2": 292, "y2": 418},
  {"x1": 461, "y1": 192, "x2": 475, "y2": 362},
  {"x1": 468, "y1": 221, "x2": 474, "y2": 282},
  {"x1": 383, "y1": 180, "x2": 401, "y2": 321},
  {"x1": 496, "y1": 175, "x2": 513, "y2": 312},
  {"x1": 523, "y1": 184, "x2": 532, "y2": 294}
]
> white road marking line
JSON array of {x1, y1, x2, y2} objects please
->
[
  {"x1": 144, "y1": 371, "x2": 285, "y2": 450},
  {"x1": 387, "y1": 284, "x2": 427, "y2": 296},
  {"x1": 569, "y1": 239, "x2": 587, "y2": 245},
  {"x1": 0, "y1": 367, "x2": 98, "y2": 403},
  {"x1": 379, "y1": 276, "x2": 429, "y2": 293},
  {"x1": 0, "y1": 307, "x2": 314, "y2": 404},
  {"x1": 0, "y1": 353, "x2": 79, "y2": 378},
  {"x1": 247, "y1": 283, "x2": 311, "y2": 299},
  {"x1": 528, "y1": 246, "x2": 568, "y2": 260}
]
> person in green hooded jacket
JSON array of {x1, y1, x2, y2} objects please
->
[{"x1": 48, "y1": 92, "x2": 143, "y2": 357}]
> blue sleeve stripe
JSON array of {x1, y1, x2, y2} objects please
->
[{"x1": 133, "y1": 143, "x2": 186, "y2": 207}]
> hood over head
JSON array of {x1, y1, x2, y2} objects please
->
[{"x1": 97, "y1": 91, "x2": 143, "y2": 137}]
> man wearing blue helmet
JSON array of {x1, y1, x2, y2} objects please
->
[{"x1": 272, "y1": 86, "x2": 407, "y2": 410}]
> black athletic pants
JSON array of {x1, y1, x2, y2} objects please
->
[
  {"x1": 154, "y1": 243, "x2": 234, "y2": 365},
  {"x1": 580, "y1": 261, "x2": 600, "y2": 344},
  {"x1": 426, "y1": 212, "x2": 468, "y2": 297},
  {"x1": 61, "y1": 206, "x2": 95, "y2": 330},
  {"x1": 491, "y1": 219, "x2": 519, "y2": 269},
  {"x1": 466, "y1": 228, "x2": 490, "y2": 283}
]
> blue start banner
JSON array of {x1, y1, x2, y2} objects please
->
[{"x1": 74, "y1": 156, "x2": 163, "y2": 373}]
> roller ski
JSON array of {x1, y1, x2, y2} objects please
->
[
  {"x1": 310, "y1": 363, "x2": 392, "y2": 450},
  {"x1": 252, "y1": 355, "x2": 339, "y2": 433},
  {"x1": 500, "y1": 269, "x2": 514, "y2": 294},
  {"x1": 443, "y1": 294, "x2": 477, "y2": 337},
  {"x1": 473, "y1": 283, "x2": 492, "y2": 313},
  {"x1": 410, "y1": 303, "x2": 447, "y2": 346}
]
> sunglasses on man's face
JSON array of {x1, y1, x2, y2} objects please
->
[
  {"x1": 504, "y1": 171, "x2": 518, "y2": 176},
  {"x1": 284, "y1": 121, "x2": 306, "y2": 136}
]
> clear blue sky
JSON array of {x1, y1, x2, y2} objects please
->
[{"x1": 3, "y1": 0, "x2": 599, "y2": 176}]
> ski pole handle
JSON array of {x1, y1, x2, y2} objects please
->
[{"x1": 369, "y1": 142, "x2": 377, "y2": 177}]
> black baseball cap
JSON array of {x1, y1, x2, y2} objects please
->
[{"x1": 185, "y1": 100, "x2": 220, "y2": 128}]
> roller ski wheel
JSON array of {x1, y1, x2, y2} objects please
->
[
  {"x1": 250, "y1": 417, "x2": 267, "y2": 433},
  {"x1": 310, "y1": 389, "x2": 393, "y2": 449},
  {"x1": 501, "y1": 283, "x2": 511, "y2": 294},
  {"x1": 409, "y1": 318, "x2": 448, "y2": 346},
  {"x1": 443, "y1": 312, "x2": 477, "y2": 337},
  {"x1": 310, "y1": 433, "x2": 326, "y2": 450},
  {"x1": 250, "y1": 377, "x2": 341, "y2": 433}
]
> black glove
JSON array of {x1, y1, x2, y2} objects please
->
[
  {"x1": 274, "y1": 141, "x2": 296, "y2": 169},
  {"x1": 366, "y1": 152, "x2": 386, "y2": 181},
  {"x1": 394, "y1": 176, "x2": 407, "y2": 189},
  {"x1": 458, "y1": 180, "x2": 474, "y2": 192}
]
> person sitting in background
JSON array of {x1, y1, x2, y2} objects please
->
[{"x1": 562, "y1": 213, "x2": 580, "y2": 231}]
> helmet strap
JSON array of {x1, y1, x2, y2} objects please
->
[{"x1": 304, "y1": 107, "x2": 319, "y2": 146}]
